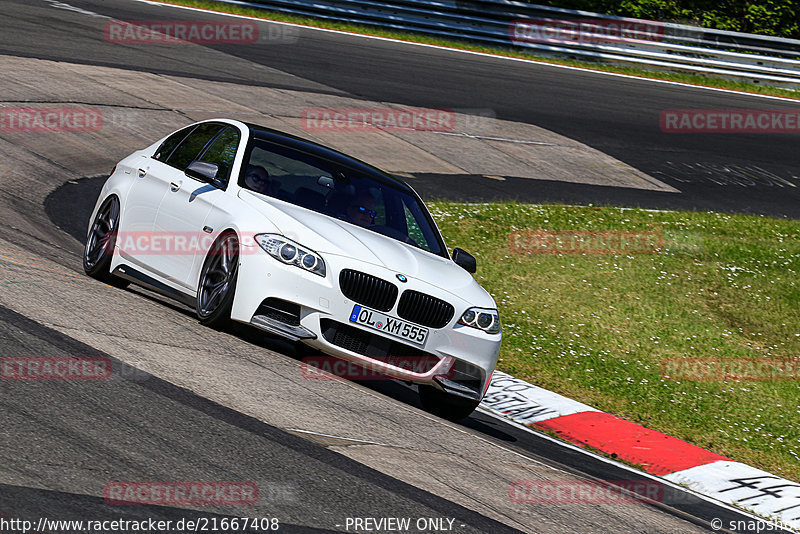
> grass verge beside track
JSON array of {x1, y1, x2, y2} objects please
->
[
  {"x1": 430, "y1": 201, "x2": 800, "y2": 481},
  {"x1": 157, "y1": 0, "x2": 800, "y2": 99}
]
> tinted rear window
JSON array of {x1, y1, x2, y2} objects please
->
[
  {"x1": 153, "y1": 125, "x2": 195, "y2": 162},
  {"x1": 166, "y1": 123, "x2": 225, "y2": 171},
  {"x1": 197, "y1": 126, "x2": 240, "y2": 184}
]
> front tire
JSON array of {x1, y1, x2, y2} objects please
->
[
  {"x1": 196, "y1": 232, "x2": 239, "y2": 328},
  {"x1": 83, "y1": 196, "x2": 128, "y2": 288},
  {"x1": 418, "y1": 385, "x2": 480, "y2": 421}
]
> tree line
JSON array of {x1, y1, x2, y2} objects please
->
[{"x1": 534, "y1": 0, "x2": 798, "y2": 39}]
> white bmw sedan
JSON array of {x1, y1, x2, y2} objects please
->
[{"x1": 84, "y1": 119, "x2": 501, "y2": 419}]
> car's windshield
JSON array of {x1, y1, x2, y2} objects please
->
[{"x1": 242, "y1": 141, "x2": 446, "y2": 256}]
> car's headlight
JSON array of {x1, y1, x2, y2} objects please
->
[
  {"x1": 458, "y1": 307, "x2": 501, "y2": 334},
  {"x1": 255, "y1": 234, "x2": 326, "y2": 277}
]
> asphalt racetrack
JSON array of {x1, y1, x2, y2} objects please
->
[{"x1": 0, "y1": 0, "x2": 797, "y2": 533}]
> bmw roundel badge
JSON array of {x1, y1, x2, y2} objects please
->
[{"x1": 396, "y1": 274, "x2": 407, "y2": 283}]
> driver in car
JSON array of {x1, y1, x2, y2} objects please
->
[
  {"x1": 244, "y1": 164, "x2": 271, "y2": 195},
  {"x1": 345, "y1": 191, "x2": 377, "y2": 227}
]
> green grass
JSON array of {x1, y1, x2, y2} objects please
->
[
  {"x1": 156, "y1": 0, "x2": 800, "y2": 100},
  {"x1": 429, "y1": 201, "x2": 800, "y2": 481}
]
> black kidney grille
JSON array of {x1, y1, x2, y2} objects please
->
[
  {"x1": 339, "y1": 269, "x2": 398, "y2": 312},
  {"x1": 397, "y1": 290, "x2": 455, "y2": 329}
]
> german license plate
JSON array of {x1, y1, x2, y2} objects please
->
[{"x1": 349, "y1": 305, "x2": 428, "y2": 346}]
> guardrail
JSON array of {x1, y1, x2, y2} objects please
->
[{"x1": 212, "y1": 0, "x2": 800, "y2": 89}]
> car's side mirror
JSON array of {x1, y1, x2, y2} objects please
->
[
  {"x1": 186, "y1": 160, "x2": 219, "y2": 182},
  {"x1": 452, "y1": 247, "x2": 477, "y2": 273}
]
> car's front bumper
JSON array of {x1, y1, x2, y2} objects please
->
[{"x1": 230, "y1": 246, "x2": 501, "y2": 399}]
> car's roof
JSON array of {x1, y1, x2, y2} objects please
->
[{"x1": 245, "y1": 122, "x2": 414, "y2": 193}]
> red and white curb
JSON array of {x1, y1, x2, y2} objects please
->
[{"x1": 481, "y1": 371, "x2": 800, "y2": 530}]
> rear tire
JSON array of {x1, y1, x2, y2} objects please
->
[
  {"x1": 196, "y1": 232, "x2": 239, "y2": 328},
  {"x1": 83, "y1": 196, "x2": 129, "y2": 288},
  {"x1": 418, "y1": 385, "x2": 480, "y2": 420}
]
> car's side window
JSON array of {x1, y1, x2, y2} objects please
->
[
  {"x1": 152, "y1": 125, "x2": 195, "y2": 162},
  {"x1": 196, "y1": 126, "x2": 240, "y2": 187},
  {"x1": 403, "y1": 203, "x2": 428, "y2": 249},
  {"x1": 398, "y1": 194, "x2": 441, "y2": 254},
  {"x1": 165, "y1": 123, "x2": 225, "y2": 171}
]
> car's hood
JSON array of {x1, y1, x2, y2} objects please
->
[{"x1": 239, "y1": 190, "x2": 491, "y2": 304}]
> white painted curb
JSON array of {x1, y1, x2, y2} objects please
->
[
  {"x1": 481, "y1": 371, "x2": 599, "y2": 425},
  {"x1": 665, "y1": 461, "x2": 800, "y2": 530},
  {"x1": 480, "y1": 372, "x2": 800, "y2": 531}
]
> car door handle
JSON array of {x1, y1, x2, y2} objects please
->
[
  {"x1": 169, "y1": 181, "x2": 182, "y2": 192},
  {"x1": 137, "y1": 168, "x2": 147, "y2": 178}
]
